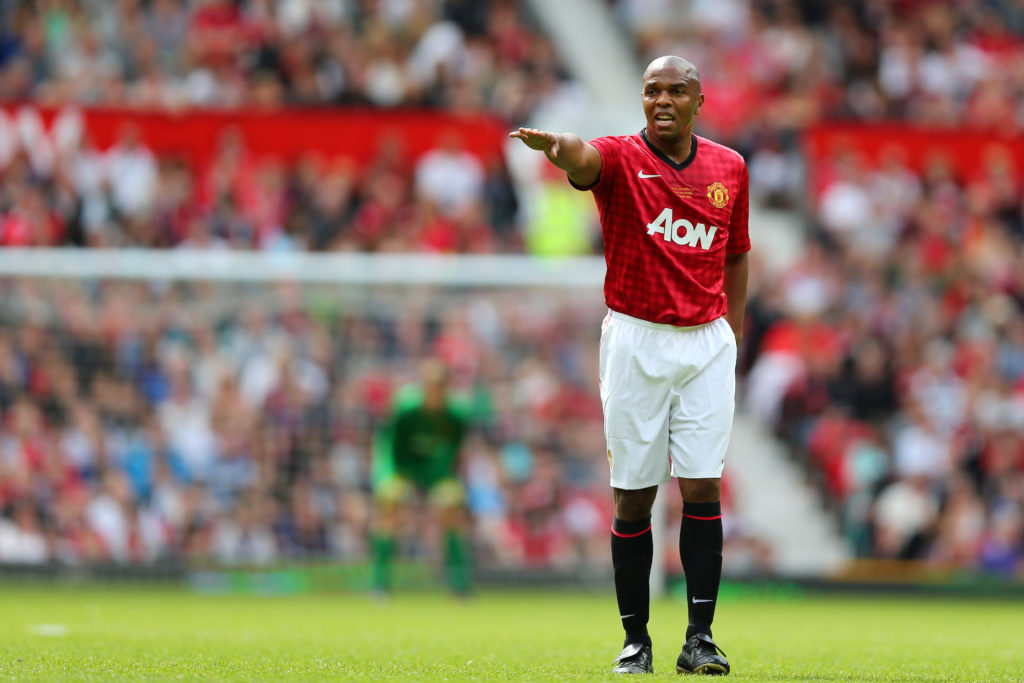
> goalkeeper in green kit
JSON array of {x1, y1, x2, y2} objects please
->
[{"x1": 370, "y1": 359, "x2": 472, "y2": 595}]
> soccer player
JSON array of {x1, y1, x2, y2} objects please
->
[
  {"x1": 510, "y1": 56, "x2": 748, "y2": 675},
  {"x1": 370, "y1": 359, "x2": 472, "y2": 596}
]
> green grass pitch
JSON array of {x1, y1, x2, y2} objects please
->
[{"x1": 0, "y1": 585, "x2": 1021, "y2": 681}]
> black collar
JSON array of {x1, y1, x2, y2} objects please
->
[{"x1": 641, "y1": 129, "x2": 698, "y2": 171}]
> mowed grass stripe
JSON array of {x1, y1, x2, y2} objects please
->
[{"x1": 0, "y1": 587, "x2": 1021, "y2": 681}]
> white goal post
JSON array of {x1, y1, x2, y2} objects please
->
[{"x1": 0, "y1": 249, "x2": 605, "y2": 287}]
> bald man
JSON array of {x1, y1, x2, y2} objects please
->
[{"x1": 511, "y1": 56, "x2": 748, "y2": 675}]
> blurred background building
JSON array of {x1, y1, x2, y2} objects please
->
[{"x1": 0, "y1": 0, "x2": 1021, "y2": 587}]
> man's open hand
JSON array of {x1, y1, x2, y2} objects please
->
[{"x1": 509, "y1": 127, "x2": 560, "y2": 160}]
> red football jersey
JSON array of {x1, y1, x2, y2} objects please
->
[{"x1": 574, "y1": 130, "x2": 750, "y2": 326}]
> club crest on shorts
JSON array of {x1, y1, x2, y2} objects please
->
[{"x1": 706, "y1": 181, "x2": 729, "y2": 208}]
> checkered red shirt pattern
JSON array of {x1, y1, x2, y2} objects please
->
[{"x1": 580, "y1": 131, "x2": 750, "y2": 327}]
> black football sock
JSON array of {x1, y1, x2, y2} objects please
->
[
  {"x1": 679, "y1": 501, "x2": 723, "y2": 639},
  {"x1": 611, "y1": 516, "x2": 653, "y2": 647}
]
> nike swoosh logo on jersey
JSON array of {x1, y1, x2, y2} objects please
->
[{"x1": 638, "y1": 170, "x2": 661, "y2": 179}]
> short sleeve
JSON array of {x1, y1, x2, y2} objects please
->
[
  {"x1": 569, "y1": 136, "x2": 618, "y2": 192},
  {"x1": 726, "y1": 162, "x2": 750, "y2": 255}
]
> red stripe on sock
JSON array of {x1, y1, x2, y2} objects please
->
[
  {"x1": 610, "y1": 525, "x2": 652, "y2": 538},
  {"x1": 683, "y1": 514, "x2": 723, "y2": 521}
]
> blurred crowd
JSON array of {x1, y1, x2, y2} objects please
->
[
  {"x1": 0, "y1": 120, "x2": 523, "y2": 251},
  {"x1": 6, "y1": 0, "x2": 1022, "y2": 249},
  {"x1": 0, "y1": 0, "x2": 558, "y2": 251},
  {"x1": 0, "y1": 0, "x2": 567, "y2": 117},
  {"x1": 741, "y1": 143, "x2": 1024, "y2": 574},
  {"x1": 614, "y1": 0, "x2": 1024, "y2": 208},
  {"x1": 0, "y1": 281, "x2": 619, "y2": 569},
  {"x1": 0, "y1": 0, "x2": 1022, "y2": 578}
]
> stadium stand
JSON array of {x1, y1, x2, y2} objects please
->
[
  {"x1": 0, "y1": 0, "x2": 557, "y2": 251},
  {"x1": 0, "y1": 277, "x2": 613, "y2": 569},
  {"x1": 614, "y1": 0, "x2": 1024, "y2": 205},
  {"x1": 0, "y1": 0, "x2": 1021, "y2": 580}
]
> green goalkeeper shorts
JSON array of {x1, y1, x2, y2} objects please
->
[{"x1": 374, "y1": 476, "x2": 466, "y2": 508}]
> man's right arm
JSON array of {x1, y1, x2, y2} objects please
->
[{"x1": 508, "y1": 128, "x2": 602, "y2": 188}]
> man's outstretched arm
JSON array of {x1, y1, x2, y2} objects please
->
[{"x1": 509, "y1": 127, "x2": 603, "y2": 188}]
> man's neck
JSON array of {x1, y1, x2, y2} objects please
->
[{"x1": 643, "y1": 128, "x2": 697, "y2": 166}]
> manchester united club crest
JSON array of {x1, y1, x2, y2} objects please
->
[{"x1": 707, "y1": 181, "x2": 729, "y2": 208}]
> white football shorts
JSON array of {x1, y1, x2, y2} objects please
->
[{"x1": 599, "y1": 310, "x2": 737, "y2": 489}]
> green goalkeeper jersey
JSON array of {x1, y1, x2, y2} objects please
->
[{"x1": 372, "y1": 384, "x2": 470, "y2": 489}]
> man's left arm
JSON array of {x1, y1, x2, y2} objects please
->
[
  {"x1": 723, "y1": 252, "x2": 748, "y2": 345},
  {"x1": 724, "y1": 160, "x2": 750, "y2": 346}
]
